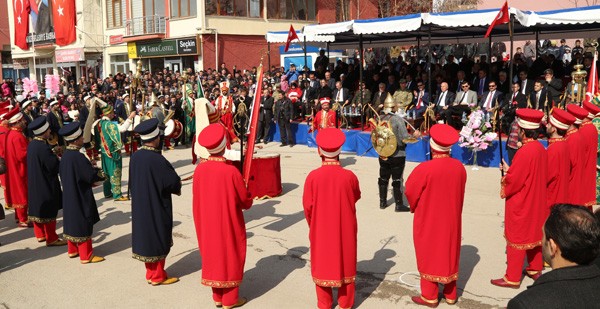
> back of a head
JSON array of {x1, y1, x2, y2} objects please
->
[{"x1": 544, "y1": 204, "x2": 600, "y2": 265}]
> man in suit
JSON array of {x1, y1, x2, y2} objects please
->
[
  {"x1": 507, "y1": 204, "x2": 600, "y2": 308},
  {"x1": 434, "y1": 82, "x2": 455, "y2": 123},
  {"x1": 451, "y1": 70, "x2": 468, "y2": 94},
  {"x1": 497, "y1": 71, "x2": 510, "y2": 95},
  {"x1": 447, "y1": 81, "x2": 477, "y2": 128},
  {"x1": 408, "y1": 82, "x2": 429, "y2": 119},
  {"x1": 257, "y1": 88, "x2": 274, "y2": 144},
  {"x1": 473, "y1": 69, "x2": 490, "y2": 100},
  {"x1": 315, "y1": 79, "x2": 333, "y2": 106},
  {"x1": 518, "y1": 70, "x2": 535, "y2": 97},
  {"x1": 543, "y1": 69, "x2": 563, "y2": 106},
  {"x1": 478, "y1": 81, "x2": 503, "y2": 114},
  {"x1": 507, "y1": 82, "x2": 528, "y2": 109},
  {"x1": 371, "y1": 83, "x2": 389, "y2": 114},
  {"x1": 530, "y1": 81, "x2": 548, "y2": 112},
  {"x1": 405, "y1": 74, "x2": 417, "y2": 92},
  {"x1": 332, "y1": 81, "x2": 350, "y2": 107},
  {"x1": 274, "y1": 90, "x2": 295, "y2": 147}
]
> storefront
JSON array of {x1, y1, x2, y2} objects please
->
[{"x1": 127, "y1": 36, "x2": 200, "y2": 73}]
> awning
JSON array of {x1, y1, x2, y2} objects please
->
[{"x1": 265, "y1": 31, "x2": 335, "y2": 43}]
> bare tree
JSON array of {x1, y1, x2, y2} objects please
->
[
  {"x1": 433, "y1": 0, "x2": 481, "y2": 13},
  {"x1": 570, "y1": 0, "x2": 600, "y2": 7},
  {"x1": 374, "y1": 0, "x2": 432, "y2": 18}
]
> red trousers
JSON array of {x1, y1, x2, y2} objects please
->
[
  {"x1": 67, "y1": 239, "x2": 93, "y2": 261},
  {"x1": 124, "y1": 141, "x2": 138, "y2": 154},
  {"x1": 32, "y1": 221, "x2": 59, "y2": 244},
  {"x1": 145, "y1": 259, "x2": 167, "y2": 283},
  {"x1": 505, "y1": 245, "x2": 542, "y2": 283},
  {"x1": 15, "y1": 207, "x2": 28, "y2": 223},
  {"x1": 420, "y1": 278, "x2": 456, "y2": 303},
  {"x1": 164, "y1": 138, "x2": 171, "y2": 148},
  {"x1": 212, "y1": 287, "x2": 239, "y2": 307},
  {"x1": 316, "y1": 283, "x2": 355, "y2": 309}
]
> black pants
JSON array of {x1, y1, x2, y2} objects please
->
[
  {"x1": 447, "y1": 105, "x2": 471, "y2": 129},
  {"x1": 257, "y1": 119, "x2": 271, "y2": 142},
  {"x1": 278, "y1": 120, "x2": 294, "y2": 145},
  {"x1": 379, "y1": 156, "x2": 406, "y2": 182},
  {"x1": 507, "y1": 146, "x2": 517, "y2": 165}
]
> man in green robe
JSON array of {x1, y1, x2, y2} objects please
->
[
  {"x1": 183, "y1": 85, "x2": 195, "y2": 145},
  {"x1": 94, "y1": 104, "x2": 135, "y2": 201}
]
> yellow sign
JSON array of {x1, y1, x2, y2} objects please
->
[{"x1": 127, "y1": 42, "x2": 138, "y2": 58}]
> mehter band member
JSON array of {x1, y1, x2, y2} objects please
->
[
  {"x1": 580, "y1": 101, "x2": 600, "y2": 209},
  {"x1": 4, "y1": 105, "x2": 30, "y2": 227},
  {"x1": 565, "y1": 104, "x2": 589, "y2": 208},
  {"x1": 545, "y1": 109, "x2": 575, "y2": 214}
]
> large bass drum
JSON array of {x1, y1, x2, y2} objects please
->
[{"x1": 164, "y1": 119, "x2": 183, "y2": 139}]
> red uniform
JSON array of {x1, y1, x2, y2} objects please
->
[
  {"x1": 303, "y1": 161, "x2": 361, "y2": 309},
  {"x1": 501, "y1": 138, "x2": 547, "y2": 284},
  {"x1": 566, "y1": 129, "x2": 585, "y2": 206},
  {"x1": 0, "y1": 123, "x2": 8, "y2": 191},
  {"x1": 578, "y1": 120, "x2": 598, "y2": 208},
  {"x1": 5, "y1": 127, "x2": 29, "y2": 223},
  {"x1": 312, "y1": 109, "x2": 336, "y2": 131},
  {"x1": 214, "y1": 95, "x2": 237, "y2": 142},
  {"x1": 192, "y1": 156, "x2": 252, "y2": 307},
  {"x1": 406, "y1": 152, "x2": 466, "y2": 303},
  {"x1": 546, "y1": 138, "x2": 570, "y2": 213}
]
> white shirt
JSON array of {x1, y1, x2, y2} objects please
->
[
  {"x1": 438, "y1": 91, "x2": 447, "y2": 107},
  {"x1": 484, "y1": 91, "x2": 495, "y2": 109}
]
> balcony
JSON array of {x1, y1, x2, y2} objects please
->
[{"x1": 124, "y1": 15, "x2": 167, "y2": 41}]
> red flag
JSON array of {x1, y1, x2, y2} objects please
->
[
  {"x1": 243, "y1": 65, "x2": 264, "y2": 183},
  {"x1": 13, "y1": 0, "x2": 31, "y2": 50},
  {"x1": 52, "y1": 0, "x2": 77, "y2": 46},
  {"x1": 584, "y1": 51, "x2": 598, "y2": 105},
  {"x1": 284, "y1": 25, "x2": 300, "y2": 52},
  {"x1": 484, "y1": 1, "x2": 509, "y2": 38}
]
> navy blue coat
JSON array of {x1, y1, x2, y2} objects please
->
[{"x1": 27, "y1": 139, "x2": 62, "y2": 222}]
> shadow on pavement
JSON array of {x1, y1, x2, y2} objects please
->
[
  {"x1": 241, "y1": 246, "x2": 308, "y2": 301},
  {"x1": 244, "y1": 200, "x2": 304, "y2": 232},
  {"x1": 166, "y1": 248, "x2": 201, "y2": 279},
  {"x1": 340, "y1": 156, "x2": 357, "y2": 166},
  {"x1": 94, "y1": 233, "x2": 132, "y2": 257},
  {"x1": 457, "y1": 244, "x2": 480, "y2": 297},
  {"x1": 281, "y1": 183, "x2": 299, "y2": 194},
  {"x1": 354, "y1": 248, "x2": 397, "y2": 308}
]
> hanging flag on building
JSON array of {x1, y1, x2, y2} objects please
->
[
  {"x1": 584, "y1": 51, "x2": 598, "y2": 106},
  {"x1": 52, "y1": 0, "x2": 76, "y2": 46},
  {"x1": 284, "y1": 24, "x2": 300, "y2": 52},
  {"x1": 484, "y1": 1, "x2": 509, "y2": 38},
  {"x1": 13, "y1": 0, "x2": 31, "y2": 50}
]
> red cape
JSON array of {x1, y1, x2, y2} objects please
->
[
  {"x1": 406, "y1": 155, "x2": 466, "y2": 283},
  {"x1": 302, "y1": 161, "x2": 361, "y2": 287},
  {"x1": 546, "y1": 138, "x2": 571, "y2": 213},
  {"x1": 566, "y1": 129, "x2": 585, "y2": 205},
  {"x1": 4, "y1": 128, "x2": 28, "y2": 208},
  {"x1": 578, "y1": 121, "x2": 598, "y2": 207},
  {"x1": 502, "y1": 139, "x2": 547, "y2": 249},
  {"x1": 313, "y1": 110, "x2": 336, "y2": 131},
  {"x1": 0, "y1": 124, "x2": 8, "y2": 189},
  {"x1": 192, "y1": 157, "x2": 253, "y2": 288}
]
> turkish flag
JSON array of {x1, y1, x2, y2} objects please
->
[
  {"x1": 484, "y1": 1, "x2": 509, "y2": 38},
  {"x1": 13, "y1": 0, "x2": 31, "y2": 50},
  {"x1": 284, "y1": 24, "x2": 300, "y2": 53},
  {"x1": 52, "y1": 0, "x2": 76, "y2": 46},
  {"x1": 584, "y1": 51, "x2": 598, "y2": 106}
]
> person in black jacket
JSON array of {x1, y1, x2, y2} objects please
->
[
  {"x1": 507, "y1": 204, "x2": 600, "y2": 309},
  {"x1": 274, "y1": 91, "x2": 295, "y2": 147},
  {"x1": 26, "y1": 117, "x2": 65, "y2": 246},
  {"x1": 257, "y1": 88, "x2": 274, "y2": 144}
]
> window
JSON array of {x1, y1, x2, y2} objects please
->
[
  {"x1": 205, "y1": 0, "x2": 265, "y2": 18},
  {"x1": 171, "y1": 0, "x2": 197, "y2": 18},
  {"x1": 111, "y1": 55, "x2": 130, "y2": 75},
  {"x1": 107, "y1": 0, "x2": 125, "y2": 28},
  {"x1": 266, "y1": 0, "x2": 316, "y2": 20}
]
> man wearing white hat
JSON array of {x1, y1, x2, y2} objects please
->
[
  {"x1": 46, "y1": 99, "x2": 65, "y2": 148},
  {"x1": 4, "y1": 106, "x2": 30, "y2": 227},
  {"x1": 22, "y1": 99, "x2": 37, "y2": 138}
]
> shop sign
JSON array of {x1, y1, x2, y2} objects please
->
[
  {"x1": 56, "y1": 48, "x2": 85, "y2": 63},
  {"x1": 26, "y1": 32, "x2": 56, "y2": 45},
  {"x1": 128, "y1": 37, "x2": 199, "y2": 58},
  {"x1": 110, "y1": 35, "x2": 124, "y2": 45}
]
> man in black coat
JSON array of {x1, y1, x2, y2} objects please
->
[
  {"x1": 257, "y1": 88, "x2": 274, "y2": 144},
  {"x1": 59, "y1": 122, "x2": 105, "y2": 264},
  {"x1": 506, "y1": 82, "x2": 528, "y2": 109},
  {"x1": 543, "y1": 69, "x2": 563, "y2": 106},
  {"x1": 26, "y1": 117, "x2": 65, "y2": 246},
  {"x1": 274, "y1": 91, "x2": 295, "y2": 147},
  {"x1": 507, "y1": 204, "x2": 600, "y2": 308},
  {"x1": 530, "y1": 81, "x2": 548, "y2": 112},
  {"x1": 46, "y1": 99, "x2": 65, "y2": 147},
  {"x1": 434, "y1": 82, "x2": 456, "y2": 120},
  {"x1": 130, "y1": 118, "x2": 182, "y2": 286}
]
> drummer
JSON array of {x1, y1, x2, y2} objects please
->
[{"x1": 151, "y1": 95, "x2": 170, "y2": 150}]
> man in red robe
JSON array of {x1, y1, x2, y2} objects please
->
[
  {"x1": 311, "y1": 98, "x2": 336, "y2": 132},
  {"x1": 0, "y1": 102, "x2": 12, "y2": 210},
  {"x1": 303, "y1": 128, "x2": 361, "y2": 309},
  {"x1": 566, "y1": 104, "x2": 589, "y2": 207},
  {"x1": 4, "y1": 106, "x2": 30, "y2": 227},
  {"x1": 580, "y1": 101, "x2": 600, "y2": 209},
  {"x1": 193, "y1": 123, "x2": 252, "y2": 309},
  {"x1": 406, "y1": 124, "x2": 466, "y2": 307},
  {"x1": 492, "y1": 108, "x2": 547, "y2": 288},
  {"x1": 214, "y1": 82, "x2": 237, "y2": 143},
  {"x1": 546, "y1": 109, "x2": 575, "y2": 215}
]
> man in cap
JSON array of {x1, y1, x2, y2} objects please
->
[
  {"x1": 566, "y1": 104, "x2": 589, "y2": 208},
  {"x1": 311, "y1": 97, "x2": 336, "y2": 133},
  {"x1": 392, "y1": 79, "x2": 413, "y2": 114},
  {"x1": 193, "y1": 123, "x2": 252, "y2": 308},
  {"x1": 94, "y1": 104, "x2": 135, "y2": 201},
  {"x1": 26, "y1": 117, "x2": 66, "y2": 246},
  {"x1": 214, "y1": 82, "x2": 237, "y2": 143},
  {"x1": 46, "y1": 99, "x2": 65, "y2": 148},
  {"x1": 130, "y1": 118, "x2": 181, "y2": 285},
  {"x1": 579, "y1": 101, "x2": 600, "y2": 209},
  {"x1": 4, "y1": 105, "x2": 31, "y2": 226},
  {"x1": 22, "y1": 99, "x2": 38, "y2": 138},
  {"x1": 59, "y1": 121, "x2": 106, "y2": 264},
  {"x1": 406, "y1": 124, "x2": 466, "y2": 307},
  {"x1": 115, "y1": 93, "x2": 137, "y2": 155},
  {"x1": 183, "y1": 86, "x2": 196, "y2": 145},
  {"x1": 0, "y1": 102, "x2": 12, "y2": 210},
  {"x1": 546, "y1": 109, "x2": 575, "y2": 215},
  {"x1": 377, "y1": 94, "x2": 413, "y2": 212},
  {"x1": 492, "y1": 108, "x2": 548, "y2": 288},
  {"x1": 302, "y1": 128, "x2": 361, "y2": 309}
]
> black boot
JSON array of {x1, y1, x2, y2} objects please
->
[
  {"x1": 378, "y1": 178, "x2": 389, "y2": 209},
  {"x1": 392, "y1": 179, "x2": 410, "y2": 212}
]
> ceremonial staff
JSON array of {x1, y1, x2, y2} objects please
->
[
  {"x1": 496, "y1": 106, "x2": 504, "y2": 177},
  {"x1": 127, "y1": 60, "x2": 143, "y2": 199}
]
